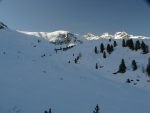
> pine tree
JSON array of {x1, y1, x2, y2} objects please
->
[
  {"x1": 49, "y1": 108, "x2": 52, "y2": 113},
  {"x1": 146, "y1": 58, "x2": 150, "y2": 76},
  {"x1": 113, "y1": 41, "x2": 117, "y2": 47},
  {"x1": 74, "y1": 58, "x2": 78, "y2": 64},
  {"x1": 118, "y1": 59, "x2": 126, "y2": 73},
  {"x1": 132, "y1": 60, "x2": 137, "y2": 71},
  {"x1": 96, "y1": 63, "x2": 98, "y2": 69},
  {"x1": 95, "y1": 46, "x2": 98, "y2": 54},
  {"x1": 143, "y1": 45, "x2": 149, "y2": 54},
  {"x1": 142, "y1": 44, "x2": 149, "y2": 54},
  {"x1": 131, "y1": 39, "x2": 135, "y2": 50},
  {"x1": 103, "y1": 51, "x2": 106, "y2": 58},
  {"x1": 141, "y1": 41, "x2": 146, "y2": 51},
  {"x1": 122, "y1": 39, "x2": 126, "y2": 47},
  {"x1": 44, "y1": 111, "x2": 48, "y2": 113},
  {"x1": 100, "y1": 43, "x2": 104, "y2": 53},
  {"x1": 107, "y1": 44, "x2": 111, "y2": 54},
  {"x1": 129, "y1": 39, "x2": 134, "y2": 50},
  {"x1": 140, "y1": 41, "x2": 149, "y2": 54},
  {"x1": 93, "y1": 104, "x2": 100, "y2": 113},
  {"x1": 135, "y1": 40, "x2": 141, "y2": 51},
  {"x1": 126, "y1": 39, "x2": 134, "y2": 50}
]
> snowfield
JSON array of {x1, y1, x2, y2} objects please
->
[{"x1": 0, "y1": 27, "x2": 150, "y2": 113}]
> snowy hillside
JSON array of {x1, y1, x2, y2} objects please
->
[{"x1": 0, "y1": 23, "x2": 150, "y2": 113}]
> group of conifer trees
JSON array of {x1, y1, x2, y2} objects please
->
[
  {"x1": 94, "y1": 40, "x2": 117, "y2": 59},
  {"x1": 94, "y1": 40, "x2": 117, "y2": 69},
  {"x1": 117, "y1": 59, "x2": 137, "y2": 73},
  {"x1": 94, "y1": 39, "x2": 150, "y2": 76},
  {"x1": 117, "y1": 58, "x2": 150, "y2": 77},
  {"x1": 122, "y1": 39, "x2": 149, "y2": 54}
]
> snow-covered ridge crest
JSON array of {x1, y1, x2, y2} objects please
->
[
  {"x1": 18, "y1": 30, "x2": 81, "y2": 45},
  {"x1": 85, "y1": 32, "x2": 150, "y2": 40}
]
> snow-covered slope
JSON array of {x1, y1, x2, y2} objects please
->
[{"x1": 0, "y1": 25, "x2": 150, "y2": 113}]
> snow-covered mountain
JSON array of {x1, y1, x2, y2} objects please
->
[
  {"x1": 84, "y1": 33, "x2": 100, "y2": 40},
  {"x1": 1, "y1": 22, "x2": 150, "y2": 113},
  {"x1": 19, "y1": 30, "x2": 82, "y2": 45},
  {"x1": 85, "y1": 32, "x2": 150, "y2": 40}
]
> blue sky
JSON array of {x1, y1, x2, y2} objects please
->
[{"x1": 0, "y1": 0, "x2": 150, "y2": 35}]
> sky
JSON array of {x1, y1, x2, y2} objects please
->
[{"x1": 0, "y1": 0, "x2": 150, "y2": 36}]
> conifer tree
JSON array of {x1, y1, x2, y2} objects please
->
[
  {"x1": 74, "y1": 58, "x2": 78, "y2": 64},
  {"x1": 118, "y1": 59, "x2": 126, "y2": 73},
  {"x1": 49, "y1": 108, "x2": 52, "y2": 113},
  {"x1": 93, "y1": 104, "x2": 100, "y2": 113},
  {"x1": 96, "y1": 63, "x2": 98, "y2": 69},
  {"x1": 126, "y1": 39, "x2": 134, "y2": 50},
  {"x1": 100, "y1": 43, "x2": 104, "y2": 53},
  {"x1": 113, "y1": 41, "x2": 117, "y2": 47},
  {"x1": 129, "y1": 39, "x2": 134, "y2": 50},
  {"x1": 45, "y1": 111, "x2": 48, "y2": 113},
  {"x1": 132, "y1": 60, "x2": 137, "y2": 71},
  {"x1": 140, "y1": 41, "x2": 149, "y2": 54},
  {"x1": 103, "y1": 51, "x2": 106, "y2": 58},
  {"x1": 95, "y1": 46, "x2": 98, "y2": 54},
  {"x1": 141, "y1": 41, "x2": 149, "y2": 54},
  {"x1": 141, "y1": 41, "x2": 146, "y2": 51},
  {"x1": 135, "y1": 40, "x2": 141, "y2": 51},
  {"x1": 146, "y1": 58, "x2": 150, "y2": 76},
  {"x1": 107, "y1": 44, "x2": 111, "y2": 54},
  {"x1": 122, "y1": 39, "x2": 126, "y2": 47},
  {"x1": 143, "y1": 45, "x2": 149, "y2": 54}
]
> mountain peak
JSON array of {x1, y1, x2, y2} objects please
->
[
  {"x1": 100, "y1": 32, "x2": 113, "y2": 39},
  {"x1": 84, "y1": 33, "x2": 100, "y2": 40},
  {"x1": 114, "y1": 32, "x2": 129, "y2": 39}
]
